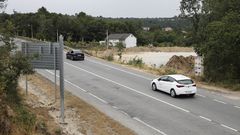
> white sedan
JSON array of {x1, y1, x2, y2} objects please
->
[{"x1": 151, "y1": 74, "x2": 197, "y2": 98}]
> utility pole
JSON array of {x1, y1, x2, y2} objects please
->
[
  {"x1": 57, "y1": 29, "x2": 59, "y2": 42},
  {"x1": 28, "y1": 24, "x2": 33, "y2": 39},
  {"x1": 31, "y1": 25, "x2": 33, "y2": 39},
  {"x1": 106, "y1": 30, "x2": 109, "y2": 49}
]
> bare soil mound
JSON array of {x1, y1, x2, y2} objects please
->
[{"x1": 166, "y1": 55, "x2": 195, "y2": 73}]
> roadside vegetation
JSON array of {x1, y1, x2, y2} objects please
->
[
  {"x1": 180, "y1": 0, "x2": 240, "y2": 90},
  {"x1": 0, "y1": 2, "x2": 61, "y2": 134}
]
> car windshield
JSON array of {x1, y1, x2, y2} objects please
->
[
  {"x1": 177, "y1": 79, "x2": 194, "y2": 85},
  {"x1": 73, "y1": 50, "x2": 82, "y2": 53}
]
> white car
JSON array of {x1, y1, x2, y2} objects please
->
[{"x1": 151, "y1": 74, "x2": 197, "y2": 98}]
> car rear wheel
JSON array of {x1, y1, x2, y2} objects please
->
[
  {"x1": 170, "y1": 89, "x2": 176, "y2": 98},
  {"x1": 152, "y1": 83, "x2": 157, "y2": 91}
]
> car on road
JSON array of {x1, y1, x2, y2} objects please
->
[
  {"x1": 151, "y1": 74, "x2": 197, "y2": 98},
  {"x1": 66, "y1": 49, "x2": 84, "y2": 61}
]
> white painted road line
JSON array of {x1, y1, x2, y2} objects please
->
[
  {"x1": 89, "y1": 93, "x2": 108, "y2": 104},
  {"x1": 213, "y1": 99, "x2": 227, "y2": 104},
  {"x1": 46, "y1": 63, "x2": 240, "y2": 134},
  {"x1": 199, "y1": 116, "x2": 212, "y2": 122},
  {"x1": 133, "y1": 117, "x2": 167, "y2": 135},
  {"x1": 120, "y1": 111, "x2": 129, "y2": 116},
  {"x1": 65, "y1": 62, "x2": 190, "y2": 113},
  {"x1": 86, "y1": 59, "x2": 153, "y2": 80},
  {"x1": 234, "y1": 106, "x2": 240, "y2": 109},
  {"x1": 196, "y1": 94, "x2": 206, "y2": 98},
  {"x1": 112, "y1": 106, "x2": 119, "y2": 110},
  {"x1": 65, "y1": 80, "x2": 87, "y2": 92},
  {"x1": 46, "y1": 70, "x2": 108, "y2": 104},
  {"x1": 220, "y1": 124, "x2": 238, "y2": 132},
  {"x1": 46, "y1": 70, "x2": 87, "y2": 92}
]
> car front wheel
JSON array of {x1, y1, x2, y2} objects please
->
[{"x1": 152, "y1": 83, "x2": 157, "y2": 91}]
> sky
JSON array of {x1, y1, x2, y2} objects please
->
[{"x1": 4, "y1": 0, "x2": 181, "y2": 18}]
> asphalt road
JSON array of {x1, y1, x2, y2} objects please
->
[{"x1": 37, "y1": 55, "x2": 240, "y2": 135}]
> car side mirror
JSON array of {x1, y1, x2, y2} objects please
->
[{"x1": 158, "y1": 78, "x2": 161, "y2": 81}]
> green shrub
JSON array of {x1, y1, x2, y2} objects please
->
[
  {"x1": 55, "y1": 128, "x2": 62, "y2": 135},
  {"x1": 127, "y1": 57, "x2": 144, "y2": 68},
  {"x1": 106, "y1": 55, "x2": 114, "y2": 61},
  {"x1": 164, "y1": 68, "x2": 177, "y2": 75}
]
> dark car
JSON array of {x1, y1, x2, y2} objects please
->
[{"x1": 66, "y1": 50, "x2": 84, "y2": 61}]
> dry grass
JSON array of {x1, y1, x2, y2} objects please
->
[
  {"x1": 18, "y1": 84, "x2": 61, "y2": 135},
  {"x1": 125, "y1": 46, "x2": 194, "y2": 53}
]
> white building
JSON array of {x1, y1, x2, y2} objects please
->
[
  {"x1": 142, "y1": 27, "x2": 150, "y2": 31},
  {"x1": 108, "y1": 33, "x2": 137, "y2": 48},
  {"x1": 163, "y1": 27, "x2": 173, "y2": 32},
  {"x1": 194, "y1": 56, "x2": 204, "y2": 76}
]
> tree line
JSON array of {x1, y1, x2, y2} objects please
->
[
  {"x1": 181, "y1": 0, "x2": 240, "y2": 85},
  {"x1": 0, "y1": 7, "x2": 191, "y2": 46}
]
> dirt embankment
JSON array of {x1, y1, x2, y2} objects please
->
[
  {"x1": 19, "y1": 74, "x2": 136, "y2": 135},
  {"x1": 165, "y1": 55, "x2": 195, "y2": 74}
]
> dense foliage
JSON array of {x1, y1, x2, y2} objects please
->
[
  {"x1": 0, "y1": 7, "x2": 191, "y2": 46},
  {"x1": 181, "y1": 0, "x2": 240, "y2": 83},
  {"x1": 0, "y1": 20, "x2": 33, "y2": 96},
  {"x1": 0, "y1": 2, "x2": 36, "y2": 134}
]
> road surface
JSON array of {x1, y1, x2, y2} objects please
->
[{"x1": 37, "y1": 55, "x2": 240, "y2": 135}]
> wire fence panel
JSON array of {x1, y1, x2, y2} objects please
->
[{"x1": 21, "y1": 42, "x2": 61, "y2": 70}]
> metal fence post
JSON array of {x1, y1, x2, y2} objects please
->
[
  {"x1": 59, "y1": 35, "x2": 65, "y2": 123},
  {"x1": 24, "y1": 43, "x2": 28, "y2": 95},
  {"x1": 25, "y1": 75, "x2": 28, "y2": 95},
  {"x1": 54, "y1": 46, "x2": 57, "y2": 102}
]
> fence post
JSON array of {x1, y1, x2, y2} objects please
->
[
  {"x1": 54, "y1": 46, "x2": 57, "y2": 102},
  {"x1": 59, "y1": 35, "x2": 65, "y2": 123},
  {"x1": 24, "y1": 43, "x2": 28, "y2": 95}
]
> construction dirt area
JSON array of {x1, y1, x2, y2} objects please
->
[
  {"x1": 18, "y1": 74, "x2": 136, "y2": 135},
  {"x1": 165, "y1": 55, "x2": 195, "y2": 74}
]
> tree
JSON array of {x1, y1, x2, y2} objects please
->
[
  {"x1": 180, "y1": 0, "x2": 240, "y2": 83},
  {"x1": 0, "y1": 0, "x2": 7, "y2": 11},
  {"x1": 180, "y1": 0, "x2": 202, "y2": 33},
  {"x1": 0, "y1": 19, "x2": 34, "y2": 92},
  {"x1": 115, "y1": 42, "x2": 124, "y2": 60}
]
